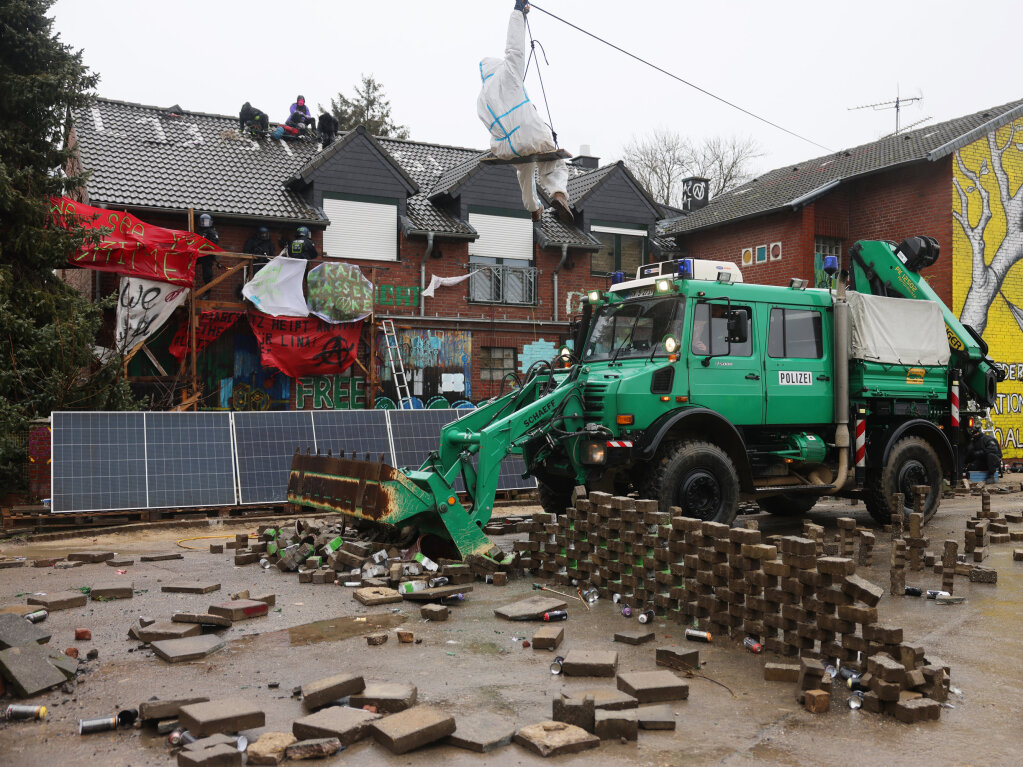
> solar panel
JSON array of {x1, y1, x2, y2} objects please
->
[
  {"x1": 387, "y1": 409, "x2": 458, "y2": 470},
  {"x1": 51, "y1": 412, "x2": 148, "y2": 513},
  {"x1": 311, "y1": 410, "x2": 393, "y2": 465},
  {"x1": 233, "y1": 411, "x2": 315, "y2": 504},
  {"x1": 145, "y1": 412, "x2": 236, "y2": 508}
]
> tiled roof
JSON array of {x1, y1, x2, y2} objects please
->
[
  {"x1": 427, "y1": 153, "x2": 489, "y2": 198},
  {"x1": 294, "y1": 126, "x2": 418, "y2": 193},
  {"x1": 536, "y1": 209, "x2": 602, "y2": 251},
  {"x1": 73, "y1": 98, "x2": 326, "y2": 223},
  {"x1": 659, "y1": 98, "x2": 1023, "y2": 236}
]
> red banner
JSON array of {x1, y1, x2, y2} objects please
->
[
  {"x1": 169, "y1": 310, "x2": 244, "y2": 360},
  {"x1": 50, "y1": 196, "x2": 221, "y2": 286},
  {"x1": 247, "y1": 311, "x2": 363, "y2": 378}
]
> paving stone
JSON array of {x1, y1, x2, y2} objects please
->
[
  {"x1": 594, "y1": 709, "x2": 638, "y2": 740},
  {"x1": 44, "y1": 647, "x2": 79, "y2": 679},
  {"x1": 561, "y1": 650, "x2": 618, "y2": 677},
  {"x1": 0, "y1": 559, "x2": 26, "y2": 569},
  {"x1": 105, "y1": 557, "x2": 134, "y2": 567},
  {"x1": 68, "y1": 551, "x2": 116, "y2": 563},
  {"x1": 804, "y1": 689, "x2": 831, "y2": 714},
  {"x1": 207, "y1": 599, "x2": 269, "y2": 621},
  {"x1": 493, "y1": 595, "x2": 567, "y2": 620},
  {"x1": 764, "y1": 663, "x2": 801, "y2": 682},
  {"x1": 0, "y1": 644, "x2": 67, "y2": 696},
  {"x1": 162, "y1": 582, "x2": 222, "y2": 594},
  {"x1": 366, "y1": 632, "x2": 388, "y2": 646},
  {"x1": 32, "y1": 558, "x2": 62, "y2": 567},
  {"x1": 616, "y1": 670, "x2": 688, "y2": 703},
  {"x1": 245, "y1": 732, "x2": 296, "y2": 765},
  {"x1": 137, "y1": 621, "x2": 202, "y2": 642},
  {"x1": 637, "y1": 704, "x2": 676, "y2": 730},
  {"x1": 284, "y1": 738, "x2": 341, "y2": 760},
  {"x1": 91, "y1": 582, "x2": 134, "y2": 600},
  {"x1": 514, "y1": 721, "x2": 600, "y2": 757},
  {"x1": 420, "y1": 604, "x2": 448, "y2": 621},
  {"x1": 250, "y1": 592, "x2": 276, "y2": 607},
  {"x1": 655, "y1": 645, "x2": 700, "y2": 671},
  {"x1": 562, "y1": 687, "x2": 638, "y2": 710},
  {"x1": 141, "y1": 553, "x2": 184, "y2": 562},
  {"x1": 370, "y1": 705, "x2": 456, "y2": 754},
  {"x1": 301, "y1": 673, "x2": 365, "y2": 710},
  {"x1": 26, "y1": 591, "x2": 87, "y2": 611},
  {"x1": 151, "y1": 634, "x2": 226, "y2": 663},
  {"x1": 172, "y1": 612, "x2": 232, "y2": 628},
  {"x1": 532, "y1": 625, "x2": 564, "y2": 650},
  {"x1": 446, "y1": 712, "x2": 516, "y2": 752},
  {"x1": 139, "y1": 697, "x2": 210, "y2": 720},
  {"x1": 182, "y1": 734, "x2": 239, "y2": 752},
  {"x1": 552, "y1": 694, "x2": 594, "y2": 732},
  {"x1": 177, "y1": 743, "x2": 241, "y2": 766},
  {"x1": 0, "y1": 613, "x2": 51, "y2": 649},
  {"x1": 892, "y1": 697, "x2": 941, "y2": 723},
  {"x1": 401, "y1": 584, "x2": 472, "y2": 602},
  {"x1": 179, "y1": 697, "x2": 265, "y2": 736},
  {"x1": 349, "y1": 682, "x2": 417, "y2": 714},
  {"x1": 0, "y1": 605, "x2": 34, "y2": 616},
  {"x1": 613, "y1": 629, "x2": 655, "y2": 645},
  {"x1": 293, "y1": 706, "x2": 380, "y2": 744}
]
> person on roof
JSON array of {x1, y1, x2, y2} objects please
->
[
  {"x1": 318, "y1": 112, "x2": 340, "y2": 146},
  {"x1": 196, "y1": 212, "x2": 219, "y2": 284},
  {"x1": 243, "y1": 226, "x2": 275, "y2": 274},
  {"x1": 239, "y1": 102, "x2": 269, "y2": 137},
  {"x1": 477, "y1": 1, "x2": 573, "y2": 224},
  {"x1": 284, "y1": 94, "x2": 315, "y2": 137},
  {"x1": 289, "y1": 226, "x2": 319, "y2": 260}
]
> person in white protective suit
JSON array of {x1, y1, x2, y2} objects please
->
[{"x1": 477, "y1": 2, "x2": 574, "y2": 225}]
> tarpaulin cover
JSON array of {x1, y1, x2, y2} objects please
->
[
  {"x1": 51, "y1": 196, "x2": 219, "y2": 286},
  {"x1": 115, "y1": 276, "x2": 189, "y2": 352},
  {"x1": 247, "y1": 311, "x2": 362, "y2": 378},
  {"x1": 241, "y1": 255, "x2": 310, "y2": 317},
  {"x1": 847, "y1": 290, "x2": 950, "y2": 366},
  {"x1": 168, "y1": 310, "x2": 244, "y2": 360},
  {"x1": 306, "y1": 262, "x2": 374, "y2": 323}
]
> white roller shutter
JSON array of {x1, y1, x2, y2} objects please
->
[
  {"x1": 322, "y1": 197, "x2": 397, "y2": 261},
  {"x1": 468, "y1": 213, "x2": 533, "y2": 261}
]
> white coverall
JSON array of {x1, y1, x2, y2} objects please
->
[{"x1": 477, "y1": 9, "x2": 568, "y2": 214}]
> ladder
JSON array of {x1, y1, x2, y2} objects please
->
[{"x1": 380, "y1": 319, "x2": 411, "y2": 409}]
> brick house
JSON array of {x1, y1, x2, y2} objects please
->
[
  {"x1": 69, "y1": 98, "x2": 666, "y2": 411},
  {"x1": 657, "y1": 98, "x2": 1023, "y2": 459}
]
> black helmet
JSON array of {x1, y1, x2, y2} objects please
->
[
  {"x1": 258, "y1": 226, "x2": 269, "y2": 236},
  {"x1": 297, "y1": 226, "x2": 311, "y2": 239},
  {"x1": 199, "y1": 213, "x2": 212, "y2": 228}
]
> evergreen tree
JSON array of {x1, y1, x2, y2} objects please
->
[
  {"x1": 0, "y1": 0, "x2": 136, "y2": 495},
  {"x1": 325, "y1": 75, "x2": 410, "y2": 139}
]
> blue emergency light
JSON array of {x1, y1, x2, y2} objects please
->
[
  {"x1": 610, "y1": 271, "x2": 626, "y2": 284},
  {"x1": 677, "y1": 259, "x2": 694, "y2": 279}
]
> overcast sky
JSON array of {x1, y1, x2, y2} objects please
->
[{"x1": 51, "y1": 0, "x2": 1021, "y2": 177}]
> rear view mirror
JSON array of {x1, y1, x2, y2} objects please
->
[{"x1": 726, "y1": 310, "x2": 748, "y2": 343}]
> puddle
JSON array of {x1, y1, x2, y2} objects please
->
[{"x1": 229, "y1": 612, "x2": 407, "y2": 650}]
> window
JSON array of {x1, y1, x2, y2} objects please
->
[
  {"x1": 480, "y1": 347, "x2": 516, "y2": 381},
  {"x1": 322, "y1": 195, "x2": 397, "y2": 261},
  {"x1": 468, "y1": 211, "x2": 536, "y2": 305},
  {"x1": 769, "y1": 308, "x2": 824, "y2": 358},
  {"x1": 591, "y1": 224, "x2": 647, "y2": 277},
  {"x1": 583, "y1": 297, "x2": 684, "y2": 362},
  {"x1": 814, "y1": 236, "x2": 842, "y2": 288},
  {"x1": 690, "y1": 303, "x2": 752, "y2": 357}
]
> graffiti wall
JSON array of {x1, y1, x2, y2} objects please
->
[
  {"x1": 206, "y1": 333, "x2": 291, "y2": 411},
  {"x1": 953, "y1": 117, "x2": 1023, "y2": 458},
  {"x1": 375, "y1": 329, "x2": 472, "y2": 407},
  {"x1": 296, "y1": 375, "x2": 367, "y2": 409}
]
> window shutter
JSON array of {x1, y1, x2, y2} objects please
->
[
  {"x1": 322, "y1": 198, "x2": 397, "y2": 261},
  {"x1": 468, "y1": 213, "x2": 533, "y2": 261}
]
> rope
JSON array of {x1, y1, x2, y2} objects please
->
[{"x1": 524, "y1": 14, "x2": 558, "y2": 146}]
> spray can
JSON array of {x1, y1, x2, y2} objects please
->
[
  {"x1": 258, "y1": 558, "x2": 272, "y2": 569},
  {"x1": 79, "y1": 716, "x2": 118, "y2": 735},
  {"x1": 926, "y1": 589, "x2": 950, "y2": 599},
  {"x1": 168, "y1": 728, "x2": 197, "y2": 746},
  {"x1": 428, "y1": 576, "x2": 450, "y2": 588},
  {"x1": 413, "y1": 552, "x2": 439, "y2": 572},
  {"x1": 441, "y1": 593, "x2": 465, "y2": 604},
  {"x1": 621, "y1": 606, "x2": 632, "y2": 618},
  {"x1": 543, "y1": 610, "x2": 568, "y2": 622},
  {"x1": 743, "y1": 637, "x2": 763, "y2": 653},
  {"x1": 684, "y1": 628, "x2": 712, "y2": 643},
  {"x1": 846, "y1": 673, "x2": 867, "y2": 691},
  {"x1": 612, "y1": 593, "x2": 622, "y2": 604},
  {"x1": 549, "y1": 656, "x2": 565, "y2": 675},
  {"x1": 848, "y1": 691, "x2": 865, "y2": 709},
  {"x1": 24, "y1": 610, "x2": 47, "y2": 624},
  {"x1": 5, "y1": 705, "x2": 47, "y2": 721},
  {"x1": 905, "y1": 586, "x2": 923, "y2": 597},
  {"x1": 637, "y1": 610, "x2": 655, "y2": 624},
  {"x1": 581, "y1": 588, "x2": 599, "y2": 604}
]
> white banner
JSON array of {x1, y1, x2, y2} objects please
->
[
  {"x1": 423, "y1": 273, "x2": 472, "y2": 298},
  {"x1": 241, "y1": 255, "x2": 310, "y2": 317},
  {"x1": 115, "y1": 276, "x2": 189, "y2": 352}
]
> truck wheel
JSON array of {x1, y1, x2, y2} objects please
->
[
  {"x1": 863, "y1": 436, "x2": 942, "y2": 525},
  {"x1": 538, "y1": 480, "x2": 573, "y2": 517},
  {"x1": 756, "y1": 493, "x2": 820, "y2": 517},
  {"x1": 647, "y1": 441, "x2": 739, "y2": 525}
]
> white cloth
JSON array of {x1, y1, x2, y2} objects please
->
[
  {"x1": 477, "y1": 10, "x2": 557, "y2": 160},
  {"x1": 847, "y1": 291, "x2": 950, "y2": 365},
  {"x1": 241, "y1": 255, "x2": 310, "y2": 317},
  {"x1": 423, "y1": 273, "x2": 472, "y2": 298},
  {"x1": 115, "y1": 276, "x2": 189, "y2": 351},
  {"x1": 516, "y1": 159, "x2": 569, "y2": 212}
]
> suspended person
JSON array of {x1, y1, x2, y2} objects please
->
[
  {"x1": 238, "y1": 102, "x2": 269, "y2": 137},
  {"x1": 289, "y1": 226, "x2": 319, "y2": 260},
  {"x1": 477, "y1": 1, "x2": 573, "y2": 224},
  {"x1": 195, "y1": 212, "x2": 220, "y2": 285},
  {"x1": 243, "y1": 226, "x2": 275, "y2": 275}
]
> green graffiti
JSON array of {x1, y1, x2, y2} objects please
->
[
  {"x1": 375, "y1": 284, "x2": 420, "y2": 307},
  {"x1": 296, "y1": 375, "x2": 367, "y2": 410}
]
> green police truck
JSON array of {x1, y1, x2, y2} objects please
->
[{"x1": 289, "y1": 237, "x2": 1003, "y2": 562}]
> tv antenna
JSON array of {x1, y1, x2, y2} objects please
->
[{"x1": 849, "y1": 89, "x2": 923, "y2": 134}]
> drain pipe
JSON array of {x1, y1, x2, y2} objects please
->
[
  {"x1": 420, "y1": 231, "x2": 434, "y2": 317},
  {"x1": 552, "y1": 244, "x2": 569, "y2": 322},
  {"x1": 825, "y1": 272, "x2": 851, "y2": 494}
]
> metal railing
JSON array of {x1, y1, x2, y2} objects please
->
[{"x1": 467, "y1": 263, "x2": 537, "y2": 306}]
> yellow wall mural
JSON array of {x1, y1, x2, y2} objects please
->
[{"x1": 953, "y1": 117, "x2": 1023, "y2": 459}]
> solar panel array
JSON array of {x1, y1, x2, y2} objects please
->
[{"x1": 51, "y1": 408, "x2": 536, "y2": 513}]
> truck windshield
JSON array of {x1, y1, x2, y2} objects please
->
[{"x1": 583, "y1": 297, "x2": 684, "y2": 362}]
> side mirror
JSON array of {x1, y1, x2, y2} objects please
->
[{"x1": 726, "y1": 310, "x2": 748, "y2": 344}]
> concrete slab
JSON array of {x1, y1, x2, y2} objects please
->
[
  {"x1": 532, "y1": 625, "x2": 564, "y2": 650},
  {"x1": 301, "y1": 673, "x2": 365, "y2": 710},
  {"x1": 162, "y1": 582, "x2": 221, "y2": 594},
  {"x1": 177, "y1": 743, "x2": 241, "y2": 766},
  {"x1": 178, "y1": 697, "x2": 265, "y2": 736},
  {"x1": 245, "y1": 732, "x2": 296, "y2": 765},
  {"x1": 446, "y1": 712, "x2": 516, "y2": 752},
  {"x1": 91, "y1": 582, "x2": 134, "y2": 600},
  {"x1": 250, "y1": 592, "x2": 276, "y2": 607},
  {"x1": 68, "y1": 551, "x2": 115, "y2": 563},
  {"x1": 370, "y1": 706, "x2": 456, "y2": 754},
  {"x1": 172, "y1": 613, "x2": 232, "y2": 628},
  {"x1": 105, "y1": 557, "x2": 134, "y2": 567},
  {"x1": 207, "y1": 600, "x2": 268, "y2": 621},
  {"x1": 655, "y1": 645, "x2": 700, "y2": 671},
  {"x1": 514, "y1": 721, "x2": 600, "y2": 757},
  {"x1": 137, "y1": 621, "x2": 202, "y2": 643},
  {"x1": 44, "y1": 648, "x2": 79, "y2": 679},
  {"x1": 26, "y1": 591, "x2": 87, "y2": 611},
  {"x1": 614, "y1": 629, "x2": 655, "y2": 645},
  {"x1": 182, "y1": 734, "x2": 239, "y2": 752},
  {"x1": 0, "y1": 613, "x2": 51, "y2": 649},
  {"x1": 494, "y1": 596, "x2": 567, "y2": 621},
  {"x1": 594, "y1": 709, "x2": 638, "y2": 741},
  {"x1": 637, "y1": 704, "x2": 676, "y2": 730},
  {"x1": 616, "y1": 670, "x2": 688, "y2": 703},
  {"x1": 0, "y1": 559, "x2": 26, "y2": 569},
  {"x1": 284, "y1": 738, "x2": 341, "y2": 760},
  {"x1": 349, "y1": 682, "x2": 417, "y2": 714},
  {"x1": 420, "y1": 604, "x2": 448, "y2": 621},
  {"x1": 561, "y1": 650, "x2": 618, "y2": 677},
  {"x1": 139, "y1": 696, "x2": 210, "y2": 720},
  {"x1": 401, "y1": 584, "x2": 473, "y2": 602},
  {"x1": 562, "y1": 687, "x2": 638, "y2": 710},
  {"x1": 0, "y1": 644, "x2": 67, "y2": 696},
  {"x1": 141, "y1": 553, "x2": 184, "y2": 562},
  {"x1": 293, "y1": 706, "x2": 380, "y2": 744},
  {"x1": 151, "y1": 634, "x2": 226, "y2": 663},
  {"x1": 353, "y1": 587, "x2": 402, "y2": 606}
]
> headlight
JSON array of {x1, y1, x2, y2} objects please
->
[
  {"x1": 656, "y1": 278, "x2": 671, "y2": 293},
  {"x1": 588, "y1": 290, "x2": 602, "y2": 303},
  {"x1": 663, "y1": 335, "x2": 678, "y2": 353},
  {"x1": 581, "y1": 441, "x2": 607, "y2": 465}
]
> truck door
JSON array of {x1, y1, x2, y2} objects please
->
[
  {"x1": 764, "y1": 305, "x2": 833, "y2": 424},
  {"x1": 687, "y1": 300, "x2": 764, "y2": 425}
]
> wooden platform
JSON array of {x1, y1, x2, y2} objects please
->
[
  {"x1": 1, "y1": 504, "x2": 288, "y2": 532},
  {"x1": 478, "y1": 149, "x2": 571, "y2": 165}
]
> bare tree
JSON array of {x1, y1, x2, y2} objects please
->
[
  {"x1": 954, "y1": 121, "x2": 1023, "y2": 334},
  {"x1": 620, "y1": 131, "x2": 762, "y2": 207}
]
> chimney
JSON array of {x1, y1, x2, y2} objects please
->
[
  {"x1": 680, "y1": 177, "x2": 710, "y2": 212},
  {"x1": 572, "y1": 144, "x2": 600, "y2": 170}
]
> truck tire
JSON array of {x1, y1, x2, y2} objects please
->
[
  {"x1": 646, "y1": 441, "x2": 739, "y2": 525},
  {"x1": 756, "y1": 493, "x2": 820, "y2": 517},
  {"x1": 538, "y1": 480, "x2": 573, "y2": 517},
  {"x1": 863, "y1": 436, "x2": 942, "y2": 525}
]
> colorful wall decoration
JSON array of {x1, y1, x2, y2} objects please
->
[
  {"x1": 519, "y1": 338, "x2": 559, "y2": 374},
  {"x1": 953, "y1": 117, "x2": 1023, "y2": 458},
  {"x1": 376, "y1": 329, "x2": 472, "y2": 403},
  {"x1": 375, "y1": 284, "x2": 420, "y2": 307},
  {"x1": 211, "y1": 333, "x2": 291, "y2": 411}
]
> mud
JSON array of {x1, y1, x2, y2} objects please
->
[{"x1": 1, "y1": 493, "x2": 1022, "y2": 766}]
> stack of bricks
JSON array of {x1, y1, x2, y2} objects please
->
[
  {"x1": 904, "y1": 511, "x2": 929, "y2": 573},
  {"x1": 783, "y1": 536, "x2": 820, "y2": 660},
  {"x1": 740, "y1": 535, "x2": 776, "y2": 649},
  {"x1": 965, "y1": 517, "x2": 990, "y2": 562},
  {"x1": 940, "y1": 540, "x2": 957, "y2": 594},
  {"x1": 857, "y1": 530, "x2": 876, "y2": 566},
  {"x1": 889, "y1": 493, "x2": 907, "y2": 596},
  {"x1": 836, "y1": 517, "x2": 857, "y2": 558}
]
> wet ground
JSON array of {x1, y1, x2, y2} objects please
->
[{"x1": 1, "y1": 493, "x2": 1022, "y2": 766}]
